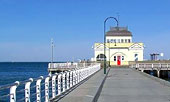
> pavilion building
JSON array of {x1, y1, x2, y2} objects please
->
[{"x1": 94, "y1": 26, "x2": 144, "y2": 66}]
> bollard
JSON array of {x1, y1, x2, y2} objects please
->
[
  {"x1": 52, "y1": 74, "x2": 57, "y2": 98},
  {"x1": 70, "y1": 71, "x2": 73, "y2": 87},
  {"x1": 45, "y1": 76, "x2": 51, "y2": 102},
  {"x1": 36, "y1": 76, "x2": 43, "y2": 102},
  {"x1": 10, "y1": 81, "x2": 20, "y2": 102},
  {"x1": 25, "y1": 78, "x2": 33, "y2": 102},
  {"x1": 57, "y1": 74, "x2": 62, "y2": 95},
  {"x1": 62, "y1": 73, "x2": 66, "y2": 92}
]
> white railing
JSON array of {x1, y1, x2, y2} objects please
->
[
  {"x1": 48, "y1": 62, "x2": 97, "y2": 69},
  {"x1": 131, "y1": 63, "x2": 170, "y2": 68},
  {"x1": 0, "y1": 63, "x2": 101, "y2": 102}
]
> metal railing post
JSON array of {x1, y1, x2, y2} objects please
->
[
  {"x1": 82, "y1": 69, "x2": 85, "y2": 80},
  {"x1": 66, "y1": 71, "x2": 70, "y2": 90},
  {"x1": 62, "y1": 73, "x2": 66, "y2": 92},
  {"x1": 72, "y1": 70, "x2": 76, "y2": 86},
  {"x1": 57, "y1": 74, "x2": 61, "y2": 95},
  {"x1": 45, "y1": 76, "x2": 51, "y2": 102},
  {"x1": 75, "y1": 70, "x2": 78, "y2": 84},
  {"x1": 10, "y1": 81, "x2": 20, "y2": 102},
  {"x1": 52, "y1": 74, "x2": 57, "y2": 98},
  {"x1": 36, "y1": 76, "x2": 43, "y2": 102},
  {"x1": 77, "y1": 70, "x2": 80, "y2": 83},
  {"x1": 85, "y1": 69, "x2": 88, "y2": 78},
  {"x1": 25, "y1": 78, "x2": 33, "y2": 102},
  {"x1": 159, "y1": 63, "x2": 161, "y2": 68},
  {"x1": 79, "y1": 70, "x2": 82, "y2": 82},
  {"x1": 70, "y1": 71, "x2": 73, "y2": 87}
]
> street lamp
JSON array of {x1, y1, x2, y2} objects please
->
[
  {"x1": 51, "y1": 38, "x2": 54, "y2": 63},
  {"x1": 109, "y1": 42, "x2": 110, "y2": 67},
  {"x1": 104, "y1": 17, "x2": 119, "y2": 74}
]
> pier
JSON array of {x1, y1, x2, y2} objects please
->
[
  {"x1": 56, "y1": 67, "x2": 170, "y2": 102},
  {"x1": 131, "y1": 62, "x2": 170, "y2": 78}
]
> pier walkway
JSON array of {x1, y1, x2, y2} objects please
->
[
  {"x1": 59, "y1": 68, "x2": 170, "y2": 102},
  {"x1": 57, "y1": 69, "x2": 107, "y2": 102}
]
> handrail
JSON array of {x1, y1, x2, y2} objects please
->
[
  {"x1": 130, "y1": 63, "x2": 170, "y2": 68},
  {"x1": 48, "y1": 62, "x2": 96, "y2": 69},
  {"x1": 0, "y1": 63, "x2": 101, "y2": 102}
]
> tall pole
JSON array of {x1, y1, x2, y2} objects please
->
[
  {"x1": 104, "y1": 17, "x2": 119, "y2": 74},
  {"x1": 109, "y1": 42, "x2": 110, "y2": 67},
  {"x1": 51, "y1": 38, "x2": 54, "y2": 63}
]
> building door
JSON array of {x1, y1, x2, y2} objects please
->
[{"x1": 117, "y1": 56, "x2": 121, "y2": 65}]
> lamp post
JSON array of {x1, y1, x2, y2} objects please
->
[
  {"x1": 51, "y1": 38, "x2": 54, "y2": 63},
  {"x1": 104, "y1": 17, "x2": 119, "y2": 74},
  {"x1": 109, "y1": 42, "x2": 110, "y2": 67}
]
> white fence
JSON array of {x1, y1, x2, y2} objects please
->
[
  {"x1": 48, "y1": 62, "x2": 97, "y2": 69},
  {"x1": 131, "y1": 63, "x2": 170, "y2": 68},
  {"x1": 0, "y1": 63, "x2": 100, "y2": 102}
]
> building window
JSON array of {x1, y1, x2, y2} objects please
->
[
  {"x1": 111, "y1": 39, "x2": 114, "y2": 43},
  {"x1": 121, "y1": 39, "x2": 124, "y2": 43},
  {"x1": 107, "y1": 39, "x2": 110, "y2": 43},
  {"x1": 114, "y1": 39, "x2": 116, "y2": 43},
  {"x1": 96, "y1": 54, "x2": 107, "y2": 61},
  {"x1": 122, "y1": 56, "x2": 124, "y2": 60},
  {"x1": 114, "y1": 56, "x2": 116, "y2": 61},
  {"x1": 118, "y1": 39, "x2": 120, "y2": 43},
  {"x1": 134, "y1": 54, "x2": 138, "y2": 61},
  {"x1": 125, "y1": 39, "x2": 127, "y2": 43},
  {"x1": 128, "y1": 39, "x2": 131, "y2": 43}
]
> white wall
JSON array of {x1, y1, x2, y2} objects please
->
[{"x1": 94, "y1": 47, "x2": 144, "y2": 62}]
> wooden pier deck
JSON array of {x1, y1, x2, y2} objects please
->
[{"x1": 56, "y1": 68, "x2": 170, "y2": 102}]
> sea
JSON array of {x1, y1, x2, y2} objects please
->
[
  {"x1": 0, "y1": 62, "x2": 54, "y2": 102},
  {"x1": 0, "y1": 62, "x2": 49, "y2": 86}
]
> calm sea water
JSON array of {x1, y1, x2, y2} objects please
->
[
  {"x1": 0, "y1": 62, "x2": 49, "y2": 86},
  {"x1": 0, "y1": 62, "x2": 51, "y2": 101}
]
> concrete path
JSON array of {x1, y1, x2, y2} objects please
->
[
  {"x1": 98, "y1": 68, "x2": 170, "y2": 102},
  {"x1": 58, "y1": 69, "x2": 106, "y2": 102},
  {"x1": 56, "y1": 68, "x2": 170, "y2": 102}
]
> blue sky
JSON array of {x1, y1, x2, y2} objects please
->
[{"x1": 0, "y1": 0, "x2": 170, "y2": 62}]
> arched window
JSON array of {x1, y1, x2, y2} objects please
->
[{"x1": 96, "y1": 54, "x2": 106, "y2": 61}]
